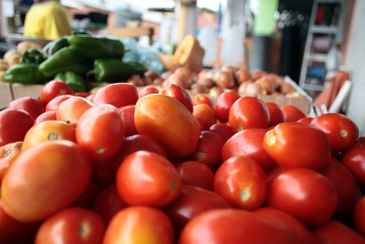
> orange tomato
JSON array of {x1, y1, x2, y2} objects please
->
[
  {"x1": 40, "y1": 80, "x2": 74, "y2": 104},
  {"x1": 193, "y1": 94, "x2": 213, "y2": 107},
  {"x1": 282, "y1": 105, "x2": 305, "y2": 122},
  {"x1": 139, "y1": 85, "x2": 159, "y2": 97},
  {"x1": 0, "y1": 142, "x2": 22, "y2": 181},
  {"x1": 93, "y1": 83, "x2": 138, "y2": 108},
  {"x1": 45, "y1": 95, "x2": 72, "y2": 112},
  {"x1": 35, "y1": 111, "x2": 57, "y2": 124},
  {"x1": 193, "y1": 104, "x2": 217, "y2": 130},
  {"x1": 162, "y1": 84, "x2": 193, "y2": 112},
  {"x1": 56, "y1": 96, "x2": 93, "y2": 124}
]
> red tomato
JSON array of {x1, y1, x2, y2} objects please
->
[
  {"x1": 254, "y1": 208, "x2": 320, "y2": 244},
  {"x1": 180, "y1": 209, "x2": 303, "y2": 244},
  {"x1": 0, "y1": 142, "x2": 22, "y2": 182},
  {"x1": 94, "y1": 185, "x2": 126, "y2": 223},
  {"x1": 76, "y1": 104, "x2": 124, "y2": 161},
  {"x1": 192, "y1": 94, "x2": 212, "y2": 107},
  {"x1": 263, "y1": 122, "x2": 331, "y2": 171},
  {"x1": 93, "y1": 156, "x2": 122, "y2": 187},
  {"x1": 215, "y1": 90, "x2": 239, "y2": 122},
  {"x1": 22, "y1": 120, "x2": 75, "y2": 150},
  {"x1": 229, "y1": 97, "x2": 270, "y2": 130},
  {"x1": 177, "y1": 161, "x2": 214, "y2": 190},
  {"x1": 35, "y1": 111, "x2": 57, "y2": 124},
  {"x1": 222, "y1": 129, "x2": 276, "y2": 171},
  {"x1": 193, "y1": 104, "x2": 216, "y2": 130},
  {"x1": 266, "y1": 102, "x2": 284, "y2": 126},
  {"x1": 162, "y1": 84, "x2": 193, "y2": 112},
  {"x1": 354, "y1": 197, "x2": 365, "y2": 236},
  {"x1": 168, "y1": 185, "x2": 229, "y2": 229},
  {"x1": 74, "y1": 92, "x2": 90, "y2": 97},
  {"x1": 35, "y1": 208, "x2": 105, "y2": 244},
  {"x1": 343, "y1": 144, "x2": 365, "y2": 185},
  {"x1": 209, "y1": 123, "x2": 236, "y2": 142},
  {"x1": 214, "y1": 156, "x2": 267, "y2": 209},
  {"x1": 118, "y1": 105, "x2": 137, "y2": 136},
  {"x1": 0, "y1": 109, "x2": 33, "y2": 146},
  {"x1": 282, "y1": 105, "x2": 305, "y2": 122},
  {"x1": 73, "y1": 183, "x2": 99, "y2": 209},
  {"x1": 315, "y1": 221, "x2": 365, "y2": 244},
  {"x1": 56, "y1": 96, "x2": 93, "y2": 124},
  {"x1": 135, "y1": 95, "x2": 200, "y2": 158},
  {"x1": 323, "y1": 159, "x2": 361, "y2": 215},
  {"x1": 268, "y1": 168, "x2": 338, "y2": 227},
  {"x1": 116, "y1": 151, "x2": 181, "y2": 207},
  {"x1": 103, "y1": 207, "x2": 174, "y2": 244},
  {"x1": 40, "y1": 80, "x2": 74, "y2": 104},
  {"x1": 121, "y1": 134, "x2": 166, "y2": 158},
  {"x1": 93, "y1": 83, "x2": 138, "y2": 108},
  {"x1": 1, "y1": 141, "x2": 91, "y2": 222},
  {"x1": 192, "y1": 131, "x2": 224, "y2": 167},
  {"x1": 311, "y1": 113, "x2": 359, "y2": 152},
  {"x1": 9, "y1": 96, "x2": 44, "y2": 120},
  {"x1": 139, "y1": 85, "x2": 159, "y2": 97},
  {"x1": 45, "y1": 94, "x2": 72, "y2": 111},
  {"x1": 297, "y1": 117, "x2": 313, "y2": 125}
]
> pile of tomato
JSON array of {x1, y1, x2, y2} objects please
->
[{"x1": 0, "y1": 79, "x2": 365, "y2": 244}]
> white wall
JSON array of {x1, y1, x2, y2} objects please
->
[{"x1": 344, "y1": 0, "x2": 365, "y2": 134}]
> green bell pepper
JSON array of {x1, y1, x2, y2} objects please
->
[
  {"x1": 39, "y1": 46, "x2": 92, "y2": 77},
  {"x1": 55, "y1": 71, "x2": 87, "y2": 92},
  {"x1": 21, "y1": 48, "x2": 47, "y2": 65},
  {"x1": 4, "y1": 64, "x2": 47, "y2": 84},
  {"x1": 94, "y1": 59, "x2": 146, "y2": 82},
  {"x1": 42, "y1": 37, "x2": 69, "y2": 57},
  {"x1": 68, "y1": 35, "x2": 124, "y2": 59}
]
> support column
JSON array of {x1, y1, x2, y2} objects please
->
[{"x1": 175, "y1": 0, "x2": 197, "y2": 43}]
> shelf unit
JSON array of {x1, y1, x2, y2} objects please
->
[{"x1": 299, "y1": 0, "x2": 346, "y2": 93}]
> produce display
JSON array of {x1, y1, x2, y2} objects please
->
[{"x1": 0, "y1": 78, "x2": 364, "y2": 244}]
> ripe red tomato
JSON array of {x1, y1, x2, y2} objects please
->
[
  {"x1": 76, "y1": 104, "x2": 124, "y2": 161},
  {"x1": 74, "y1": 92, "x2": 90, "y2": 98},
  {"x1": 254, "y1": 208, "x2": 320, "y2": 244},
  {"x1": 0, "y1": 142, "x2": 22, "y2": 182},
  {"x1": 192, "y1": 131, "x2": 224, "y2": 167},
  {"x1": 0, "y1": 109, "x2": 33, "y2": 147},
  {"x1": 311, "y1": 113, "x2": 359, "y2": 152},
  {"x1": 209, "y1": 123, "x2": 236, "y2": 142},
  {"x1": 268, "y1": 168, "x2": 338, "y2": 227},
  {"x1": 222, "y1": 129, "x2": 276, "y2": 171},
  {"x1": 103, "y1": 207, "x2": 174, "y2": 244},
  {"x1": 229, "y1": 97, "x2": 270, "y2": 130},
  {"x1": 35, "y1": 208, "x2": 105, "y2": 244},
  {"x1": 192, "y1": 94, "x2": 212, "y2": 107},
  {"x1": 343, "y1": 144, "x2": 365, "y2": 185},
  {"x1": 118, "y1": 105, "x2": 137, "y2": 136},
  {"x1": 45, "y1": 94, "x2": 72, "y2": 111},
  {"x1": 168, "y1": 185, "x2": 229, "y2": 229},
  {"x1": 35, "y1": 111, "x2": 57, "y2": 124},
  {"x1": 323, "y1": 159, "x2": 361, "y2": 215},
  {"x1": 180, "y1": 209, "x2": 302, "y2": 244},
  {"x1": 354, "y1": 197, "x2": 365, "y2": 236},
  {"x1": 9, "y1": 96, "x2": 44, "y2": 120},
  {"x1": 73, "y1": 183, "x2": 99, "y2": 209},
  {"x1": 193, "y1": 104, "x2": 217, "y2": 130},
  {"x1": 1, "y1": 141, "x2": 91, "y2": 222},
  {"x1": 315, "y1": 221, "x2": 365, "y2": 244},
  {"x1": 94, "y1": 185, "x2": 126, "y2": 223},
  {"x1": 215, "y1": 90, "x2": 239, "y2": 122},
  {"x1": 263, "y1": 122, "x2": 331, "y2": 171},
  {"x1": 162, "y1": 84, "x2": 193, "y2": 112},
  {"x1": 139, "y1": 85, "x2": 159, "y2": 97},
  {"x1": 121, "y1": 134, "x2": 166, "y2": 158},
  {"x1": 93, "y1": 156, "x2": 121, "y2": 187},
  {"x1": 297, "y1": 117, "x2": 313, "y2": 125},
  {"x1": 116, "y1": 151, "x2": 181, "y2": 207},
  {"x1": 282, "y1": 105, "x2": 305, "y2": 122},
  {"x1": 177, "y1": 161, "x2": 214, "y2": 190},
  {"x1": 135, "y1": 95, "x2": 200, "y2": 158},
  {"x1": 56, "y1": 96, "x2": 93, "y2": 124},
  {"x1": 266, "y1": 102, "x2": 284, "y2": 126},
  {"x1": 22, "y1": 121, "x2": 76, "y2": 150},
  {"x1": 40, "y1": 80, "x2": 74, "y2": 104},
  {"x1": 93, "y1": 83, "x2": 138, "y2": 108},
  {"x1": 214, "y1": 156, "x2": 267, "y2": 210}
]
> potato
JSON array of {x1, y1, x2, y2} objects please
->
[
  {"x1": 0, "y1": 60, "x2": 9, "y2": 71},
  {"x1": 0, "y1": 70, "x2": 5, "y2": 82},
  {"x1": 238, "y1": 82, "x2": 263, "y2": 97}
]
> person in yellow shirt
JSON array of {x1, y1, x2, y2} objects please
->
[{"x1": 24, "y1": 0, "x2": 72, "y2": 40}]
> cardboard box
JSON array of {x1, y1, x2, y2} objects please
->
[{"x1": 11, "y1": 84, "x2": 44, "y2": 99}]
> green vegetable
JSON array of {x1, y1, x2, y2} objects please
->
[
  {"x1": 39, "y1": 46, "x2": 92, "y2": 77},
  {"x1": 4, "y1": 64, "x2": 47, "y2": 84},
  {"x1": 94, "y1": 59, "x2": 146, "y2": 82},
  {"x1": 55, "y1": 72, "x2": 87, "y2": 92},
  {"x1": 68, "y1": 35, "x2": 124, "y2": 59},
  {"x1": 42, "y1": 37, "x2": 69, "y2": 57},
  {"x1": 21, "y1": 48, "x2": 46, "y2": 65}
]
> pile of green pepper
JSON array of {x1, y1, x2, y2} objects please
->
[{"x1": 3, "y1": 34, "x2": 146, "y2": 91}]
